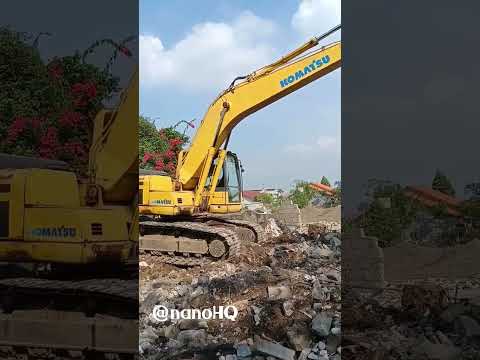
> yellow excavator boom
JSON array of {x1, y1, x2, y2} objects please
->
[{"x1": 178, "y1": 28, "x2": 341, "y2": 190}]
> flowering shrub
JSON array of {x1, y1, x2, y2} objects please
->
[
  {"x1": 0, "y1": 27, "x2": 132, "y2": 174},
  {"x1": 139, "y1": 116, "x2": 190, "y2": 177}
]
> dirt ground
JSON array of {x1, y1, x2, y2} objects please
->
[
  {"x1": 384, "y1": 238, "x2": 480, "y2": 281},
  {"x1": 139, "y1": 211, "x2": 341, "y2": 360}
]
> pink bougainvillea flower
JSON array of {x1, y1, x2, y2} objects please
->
[
  {"x1": 154, "y1": 160, "x2": 164, "y2": 171},
  {"x1": 169, "y1": 138, "x2": 183, "y2": 147},
  {"x1": 166, "y1": 162, "x2": 176, "y2": 172},
  {"x1": 143, "y1": 152, "x2": 153, "y2": 163},
  {"x1": 59, "y1": 111, "x2": 82, "y2": 128},
  {"x1": 71, "y1": 81, "x2": 97, "y2": 107},
  {"x1": 164, "y1": 150, "x2": 175, "y2": 160},
  {"x1": 119, "y1": 46, "x2": 132, "y2": 57},
  {"x1": 63, "y1": 140, "x2": 87, "y2": 159},
  {"x1": 38, "y1": 127, "x2": 59, "y2": 158},
  {"x1": 30, "y1": 117, "x2": 42, "y2": 129},
  {"x1": 6, "y1": 117, "x2": 27, "y2": 143},
  {"x1": 84, "y1": 82, "x2": 97, "y2": 99},
  {"x1": 48, "y1": 64, "x2": 63, "y2": 81}
]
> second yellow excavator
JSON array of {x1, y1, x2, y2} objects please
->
[{"x1": 139, "y1": 25, "x2": 341, "y2": 265}]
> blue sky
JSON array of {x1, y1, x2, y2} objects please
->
[{"x1": 140, "y1": 0, "x2": 340, "y2": 190}]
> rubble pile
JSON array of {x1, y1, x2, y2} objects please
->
[
  {"x1": 342, "y1": 278, "x2": 480, "y2": 359},
  {"x1": 139, "y1": 216, "x2": 342, "y2": 360}
]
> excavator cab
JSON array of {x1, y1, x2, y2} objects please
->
[{"x1": 206, "y1": 151, "x2": 243, "y2": 213}]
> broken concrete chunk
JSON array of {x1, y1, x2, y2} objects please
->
[
  {"x1": 298, "y1": 348, "x2": 312, "y2": 360},
  {"x1": 435, "y1": 330, "x2": 452, "y2": 346},
  {"x1": 329, "y1": 236, "x2": 341, "y2": 249},
  {"x1": 326, "y1": 269, "x2": 340, "y2": 282},
  {"x1": 282, "y1": 300, "x2": 295, "y2": 317},
  {"x1": 163, "y1": 324, "x2": 179, "y2": 338},
  {"x1": 440, "y1": 303, "x2": 468, "y2": 324},
  {"x1": 177, "y1": 329, "x2": 207, "y2": 348},
  {"x1": 265, "y1": 218, "x2": 282, "y2": 238},
  {"x1": 312, "y1": 313, "x2": 333, "y2": 337},
  {"x1": 312, "y1": 281, "x2": 326, "y2": 301},
  {"x1": 254, "y1": 335, "x2": 295, "y2": 360},
  {"x1": 287, "y1": 329, "x2": 311, "y2": 351},
  {"x1": 455, "y1": 315, "x2": 480, "y2": 337},
  {"x1": 178, "y1": 319, "x2": 203, "y2": 330},
  {"x1": 267, "y1": 286, "x2": 292, "y2": 301},
  {"x1": 330, "y1": 326, "x2": 341, "y2": 335},
  {"x1": 235, "y1": 343, "x2": 252, "y2": 358},
  {"x1": 251, "y1": 305, "x2": 262, "y2": 325},
  {"x1": 416, "y1": 339, "x2": 460, "y2": 360},
  {"x1": 326, "y1": 335, "x2": 340, "y2": 353},
  {"x1": 311, "y1": 247, "x2": 333, "y2": 259}
]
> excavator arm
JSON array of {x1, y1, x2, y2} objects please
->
[
  {"x1": 178, "y1": 26, "x2": 341, "y2": 190},
  {"x1": 88, "y1": 68, "x2": 139, "y2": 204}
]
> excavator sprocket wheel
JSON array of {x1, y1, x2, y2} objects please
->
[{"x1": 208, "y1": 239, "x2": 227, "y2": 258}]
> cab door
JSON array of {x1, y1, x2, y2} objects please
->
[
  {"x1": 224, "y1": 153, "x2": 243, "y2": 212},
  {"x1": 205, "y1": 152, "x2": 243, "y2": 213}
]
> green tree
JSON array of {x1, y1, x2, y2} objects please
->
[
  {"x1": 288, "y1": 180, "x2": 321, "y2": 208},
  {"x1": 139, "y1": 116, "x2": 163, "y2": 159},
  {"x1": 320, "y1": 176, "x2": 331, "y2": 187},
  {"x1": 331, "y1": 183, "x2": 341, "y2": 206},
  {"x1": 461, "y1": 199, "x2": 480, "y2": 218},
  {"x1": 255, "y1": 193, "x2": 274, "y2": 205},
  {"x1": 255, "y1": 193, "x2": 283, "y2": 208},
  {"x1": 361, "y1": 181, "x2": 418, "y2": 246},
  {"x1": 432, "y1": 169, "x2": 455, "y2": 197}
]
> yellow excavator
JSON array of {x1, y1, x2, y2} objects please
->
[
  {"x1": 0, "y1": 69, "x2": 139, "y2": 266},
  {"x1": 0, "y1": 68, "x2": 139, "y2": 354},
  {"x1": 139, "y1": 25, "x2": 341, "y2": 265}
]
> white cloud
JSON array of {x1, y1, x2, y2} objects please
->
[
  {"x1": 292, "y1": 0, "x2": 341, "y2": 37},
  {"x1": 316, "y1": 135, "x2": 337, "y2": 150},
  {"x1": 140, "y1": 11, "x2": 276, "y2": 92},
  {"x1": 284, "y1": 135, "x2": 338, "y2": 153},
  {"x1": 284, "y1": 143, "x2": 313, "y2": 153}
]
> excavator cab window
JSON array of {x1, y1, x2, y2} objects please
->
[
  {"x1": 205, "y1": 159, "x2": 225, "y2": 190},
  {"x1": 204, "y1": 153, "x2": 242, "y2": 203},
  {"x1": 225, "y1": 153, "x2": 242, "y2": 203}
]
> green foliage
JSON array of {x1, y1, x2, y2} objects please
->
[
  {"x1": 139, "y1": 116, "x2": 164, "y2": 158},
  {"x1": 139, "y1": 116, "x2": 189, "y2": 176},
  {"x1": 461, "y1": 200, "x2": 480, "y2": 218},
  {"x1": 288, "y1": 180, "x2": 321, "y2": 208},
  {"x1": 331, "y1": 183, "x2": 341, "y2": 207},
  {"x1": 0, "y1": 27, "x2": 127, "y2": 174},
  {"x1": 255, "y1": 192, "x2": 283, "y2": 208},
  {"x1": 361, "y1": 181, "x2": 418, "y2": 246},
  {"x1": 320, "y1": 176, "x2": 331, "y2": 187},
  {"x1": 255, "y1": 193, "x2": 274, "y2": 204},
  {"x1": 432, "y1": 169, "x2": 455, "y2": 197},
  {"x1": 430, "y1": 203, "x2": 450, "y2": 218}
]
